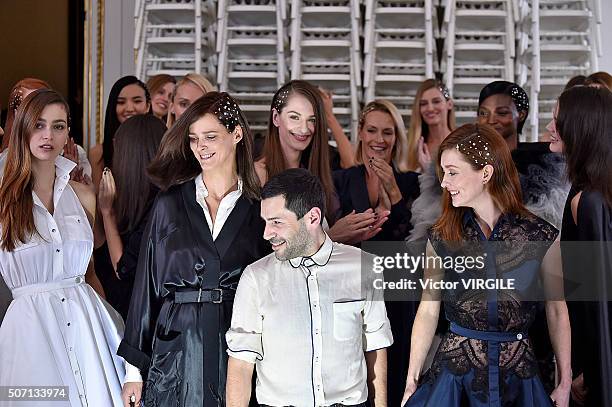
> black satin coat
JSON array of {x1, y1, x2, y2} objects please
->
[{"x1": 117, "y1": 180, "x2": 269, "y2": 406}]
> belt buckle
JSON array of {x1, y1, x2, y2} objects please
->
[{"x1": 212, "y1": 288, "x2": 223, "y2": 304}]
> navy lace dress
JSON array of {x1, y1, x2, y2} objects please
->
[{"x1": 406, "y1": 210, "x2": 558, "y2": 407}]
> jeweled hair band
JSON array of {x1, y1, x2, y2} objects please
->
[
  {"x1": 456, "y1": 132, "x2": 493, "y2": 166},
  {"x1": 213, "y1": 94, "x2": 241, "y2": 132}
]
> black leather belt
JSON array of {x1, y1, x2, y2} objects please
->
[{"x1": 174, "y1": 288, "x2": 235, "y2": 304}]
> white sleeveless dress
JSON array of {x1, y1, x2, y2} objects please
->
[{"x1": 0, "y1": 156, "x2": 125, "y2": 406}]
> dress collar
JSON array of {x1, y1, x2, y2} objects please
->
[
  {"x1": 55, "y1": 154, "x2": 77, "y2": 177},
  {"x1": 31, "y1": 156, "x2": 76, "y2": 211},
  {"x1": 288, "y1": 233, "x2": 334, "y2": 268}
]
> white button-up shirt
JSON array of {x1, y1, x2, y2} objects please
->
[
  {"x1": 227, "y1": 235, "x2": 393, "y2": 407},
  {"x1": 195, "y1": 174, "x2": 243, "y2": 241}
]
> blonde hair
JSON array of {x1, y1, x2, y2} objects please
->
[
  {"x1": 406, "y1": 79, "x2": 456, "y2": 171},
  {"x1": 166, "y1": 73, "x2": 216, "y2": 127},
  {"x1": 355, "y1": 99, "x2": 410, "y2": 173}
]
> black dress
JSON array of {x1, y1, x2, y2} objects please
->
[
  {"x1": 93, "y1": 199, "x2": 154, "y2": 320},
  {"x1": 561, "y1": 187, "x2": 612, "y2": 406},
  {"x1": 117, "y1": 180, "x2": 269, "y2": 406},
  {"x1": 333, "y1": 164, "x2": 420, "y2": 407}
]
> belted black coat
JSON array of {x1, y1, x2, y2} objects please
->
[{"x1": 117, "y1": 180, "x2": 269, "y2": 406}]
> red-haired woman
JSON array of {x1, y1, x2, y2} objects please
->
[
  {"x1": 0, "y1": 89, "x2": 124, "y2": 405},
  {"x1": 401, "y1": 124, "x2": 571, "y2": 406}
]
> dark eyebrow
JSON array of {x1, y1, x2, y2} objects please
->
[
  {"x1": 52, "y1": 119, "x2": 67, "y2": 124},
  {"x1": 264, "y1": 216, "x2": 282, "y2": 221},
  {"x1": 287, "y1": 110, "x2": 301, "y2": 116},
  {"x1": 189, "y1": 131, "x2": 219, "y2": 136},
  {"x1": 443, "y1": 164, "x2": 459, "y2": 169}
]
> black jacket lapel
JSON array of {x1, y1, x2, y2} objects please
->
[
  {"x1": 180, "y1": 180, "x2": 217, "y2": 255},
  {"x1": 214, "y1": 196, "x2": 252, "y2": 259}
]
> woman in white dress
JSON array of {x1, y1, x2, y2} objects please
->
[{"x1": 0, "y1": 89, "x2": 125, "y2": 406}]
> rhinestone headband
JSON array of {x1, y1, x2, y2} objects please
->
[
  {"x1": 510, "y1": 85, "x2": 529, "y2": 113},
  {"x1": 438, "y1": 82, "x2": 450, "y2": 100},
  {"x1": 213, "y1": 93, "x2": 241, "y2": 132},
  {"x1": 456, "y1": 132, "x2": 493, "y2": 166},
  {"x1": 273, "y1": 88, "x2": 290, "y2": 112},
  {"x1": 9, "y1": 88, "x2": 24, "y2": 111}
]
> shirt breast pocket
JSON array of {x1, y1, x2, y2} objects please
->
[
  {"x1": 59, "y1": 215, "x2": 91, "y2": 243},
  {"x1": 333, "y1": 300, "x2": 365, "y2": 341}
]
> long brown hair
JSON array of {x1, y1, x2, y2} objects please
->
[
  {"x1": 148, "y1": 92, "x2": 261, "y2": 200},
  {"x1": 0, "y1": 89, "x2": 70, "y2": 251},
  {"x1": 407, "y1": 79, "x2": 456, "y2": 171},
  {"x1": 112, "y1": 115, "x2": 166, "y2": 234},
  {"x1": 432, "y1": 123, "x2": 527, "y2": 241},
  {"x1": 1, "y1": 78, "x2": 51, "y2": 151},
  {"x1": 260, "y1": 80, "x2": 336, "y2": 220}
]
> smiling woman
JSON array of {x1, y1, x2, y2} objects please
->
[
  {"x1": 118, "y1": 92, "x2": 269, "y2": 406},
  {"x1": 331, "y1": 99, "x2": 420, "y2": 406},
  {"x1": 332, "y1": 99, "x2": 418, "y2": 244},
  {"x1": 256, "y1": 80, "x2": 337, "y2": 223},
  {"x1": 88, "y1": 76, "x2": 150, "y2": 190},
  {"x1": 406, "y1": 79, "x2": 456, "y2": 173},
  {"x1": 402, "y1": 123, "x2": 571, "y2": 407},
  {"x1": 146, "y1": 74, "x2": 176, "y2": 121}
]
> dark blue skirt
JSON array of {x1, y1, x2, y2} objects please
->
[{"x1": 404, "y1": 366, "x2": 554, "y2": 407}]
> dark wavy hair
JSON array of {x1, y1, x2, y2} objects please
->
[
  {"x1": 103, "y1": 76, "x2": 150, "y2": 167},
  {"x1": 112, "y1": 115, "x2": 166, "y2": 234},
  {"x1": 148, "y1": 92, "x2": 261, "y2": 200},
  {"x1": 557, "y1": 86, "x2": 612, "y2": 207},
  {"x1": 261, "y1": 168, "x2": 325, "y2": 224}
]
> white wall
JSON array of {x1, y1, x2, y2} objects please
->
[
  {"x1": 598, "y1": 0, "x2": 612, "y2": 72},
  {"x1": 103, "y1": 0, "x2": 136, "y2": 112}
]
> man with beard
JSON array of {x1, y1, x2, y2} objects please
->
[{"x1": 225, "y1": 168, "x2": 393, "y2": 407}]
